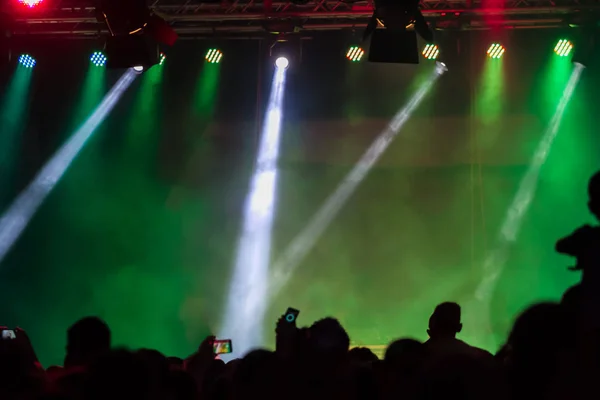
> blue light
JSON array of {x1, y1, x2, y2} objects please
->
[
  {"x1": 18, "y1": 54, "x2": 36, "y2": 69},
  {"x1": 90, "y1": 52, "x2": 107, "y2": 67}
]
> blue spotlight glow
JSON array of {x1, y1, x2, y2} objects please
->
[
  {"x1": 219, "y1": 67, "x2": 288, "y2": 359},
  {"x1": 0, "y1": 70, "x2": 137, "y2": 265},
  {"x1": 18, "y1": 54, "x2": 36, "y2": 68},
  {"x1": 269, "y1": 65, "x2": 446, "y2": 298}
]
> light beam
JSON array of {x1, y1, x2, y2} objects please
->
[
  {"x1": 269, "y1": 64, "x2": 446, "y2": 298},
  {"x1": 219, "y1": 65, "x2": 288, "y2": 358},
  {"x1": 472, "y1": 63, "x2": 584, "y2": 350},
  {"x1": 0, "y1": 70, "x2": 137, "y2": 265}
]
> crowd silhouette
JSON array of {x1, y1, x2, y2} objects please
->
[{"x1": 1, "y1": 170, "x2": 600, "y2": 400}]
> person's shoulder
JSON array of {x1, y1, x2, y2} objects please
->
[{"x1": 454, "y1": 339, "x2": 493, "y2": 358}]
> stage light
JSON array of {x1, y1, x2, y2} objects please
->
[
  {"x1": 18, "y1": 0, "x2": 43, "y2": 8},
  {"x1": 487, "y1": 43, "x2": 505, "y2": 59},
  {"x1": 159, "y1": 52, "x2": 166, "y2": 66},
  {"x1": 346, "y1": 46, "x2": 365, "y2": 62},
  {"x1": 18, "y1": 54, "x2": 36, "y2": 68},
  {"x1": 205, "y1": 49, "x2": 223, "y2": 64},
  {"x1": 422, "y1": 44, "x2": 439, "y2": 60},
  {"x1": 90, "y1": 52, "x2": 107, "y2": 67},
  {"x1": 133, "y1": 65, "x2": 144, "y2": 73},
  {"x1": 554, "y1": 39, "x2": 573, "y2": 57},
  {"x1": 275, "y1": 56, "x2": 289, "y2": 69}
]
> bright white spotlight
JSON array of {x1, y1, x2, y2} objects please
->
[
  {"x1": 219, "y1": 63, "x2": 288, "y2": 358},
  {"x1": 0, "y1": 70, "x2": 136, "y2": 265},
  {"x1": 275, "y1": 57, "x2": 289, "y2": 70},
  {"x1": 133, "y1": 66, "x2": 144, "y2": 73},
  {"x1": 268, "y1": 65, "x2": 446, "y2": 298},
  {"x1": 436, "y1": 61, "x2": 448, "y2": 73}
]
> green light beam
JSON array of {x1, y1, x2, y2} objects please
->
[
  {"x1": 70, "y1": 65, "x2": 107, "y2": 135},
  {"x1": 180, "y1": 62, "x2": 221, "y2": 168},
  {"x1": 127, "y1": 64, "x2": 164, "y2": 150},
  {"x1": 0, "y1": 66, "x2": 34, "y2": 199},
  {"x1": 474, "y1": 63, "x2": 584, "y2": 349},
  {"x1": 194, "y1": 63, "x2": 221, "y2": 117},
  {"x1": 77, "y1": 66, "x2": 106, "y2": 121},
  {"x1": 478, "y1": 57, "x2": 504, "y2": 122}
]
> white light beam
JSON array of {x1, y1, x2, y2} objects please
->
[
  {"x1": 269, "y1": 64, "x2": 446, "y2": 298},
  {"x1": 0, "y1": 70, "x2": 137, "y2": 264},
  {"x1": 219, "y1": 67, "x2": 287, "y2": 358}
]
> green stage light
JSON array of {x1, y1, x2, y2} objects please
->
[
  {"x1": 422, "y1": 44, "x2": 439, "y2": 60},
  {"x1": 554, "y1": 39, "x2": 573, "y2": 57},
  {"x1": 18, "y1": 54, "x2": 36, "y2": 68},
  {"x1": 159, "y1": 52, "x2": 166, "y2": 65},
  {"x1": 487, "y1": 43, "x2": 505, "y2": 59},
  {"x1": 205, "y1": 49, "x2": 223, "y2": 64},
  {"x1": 346, "y1": 46, "x2": 364, "y2": 62},
  {"x1": 90, "y1": 52, "x2": 107, "y2": 67}
]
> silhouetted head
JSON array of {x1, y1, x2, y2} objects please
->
[
  {"x1": 385, "y1": 338, "x2": 422, "y2": 362},
  {"x1": 384, "y1": 338, "x2": 424, "y2": 374},
  {"x1": 427, "y1": 302, "x2": 462, "y2": 339},
  {"x1": 308, "y1": 317, "x2": 350, "y2": 359},
  {"x1": 349, "y1": 347, "x2": 378, "y2": 364},
  {"x1": 588, "y1": 171, "x2": 600, "y2": 221},
  {"x1": 65, "y1": 317, "x2": 111, "y2": 368},
  {"x1": 509, "y1": 302, "x2": 567, "y2": 367}
]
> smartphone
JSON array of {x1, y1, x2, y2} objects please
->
[
  {"x1": 213, "y1": 339, "x2": 233, "y2": 355},
  {"x1": 1, "y1": 330, "x2": 16, "y2": 340},
  {"x1": 284, "y1": 307, "x2": 300, "y2": 323}
]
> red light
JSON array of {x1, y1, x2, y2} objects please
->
[{"x1": 18, "y1": 0, "x2": 44, "y2": 8}]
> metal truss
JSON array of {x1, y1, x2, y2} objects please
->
[{"x1": 4, "y1": 0, "x2": 600, "y2": 37}]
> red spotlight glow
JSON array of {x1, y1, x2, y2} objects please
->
[{"x1": 18, "y1": 0, "x2": 44, "y2": 8}]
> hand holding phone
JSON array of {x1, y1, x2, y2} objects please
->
[
  {"x1": 284, "y1": 307, "x2": 300, "y2": 324},
  {"x1": 1, "y1": 330, "x2": 16, "y2": 340},
  {"x1": 213, "y1": 339, "x2": 232, "y2": 355}
]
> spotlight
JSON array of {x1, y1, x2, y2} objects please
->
[
  {"x1": 487, "y1": 43, "x2": 505, "y2": 59},
  {"x1": 275, "y1": 56, "x2": 289, "y2": 69},
  {"x1": 554, "y1": 39, "x2": 573, "y2": 57},
  {"x1": 90, "y1": 51, "x2": 107, "y2": 67},
  {"x1": 436, "y1": 61, "x2": 448, "y2": 73},
  {"x1": 346, "y1": 46, "x2": 365, "y2": 62},
  {"x1": 205, "y1": 49, "x2": 223, "y2": 64},
  {"x1": 159, "y1": 52, "x2": 166, "y2": 65},
  {"x1": 18, "y1": 0, "x2": 43, "y2": 8},
  {"x1": 270, "y1": 38, "x2": 301, "y2": 68},
  {"x1": 18, "y1": 54, "x2": 36, "y2": 68},
  {"x1": 133, "y1": 65, "x2": 144, "y2": 73},
  {"x1": 422, "y1": 44, "x2": 439, "y2": 60}
]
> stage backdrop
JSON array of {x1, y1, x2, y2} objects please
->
[{"x1": 0, "y1": 31, "x2": 596, "y2": 365}]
